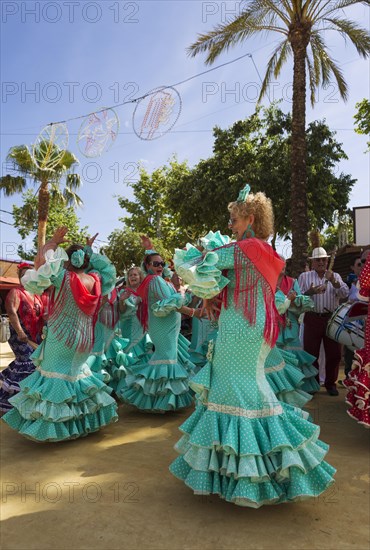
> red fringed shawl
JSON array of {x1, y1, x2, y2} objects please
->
[
  {"x1": 217, "y1": 238, "x2": 284, "y2": 347},
  {"x1": 135, "y1": 275, "x2": 171, "y2": 331},
  {"x1": 279, "y1": 275, "x2": 295, "y2": 295},
  {"x1": 135, "y1": 275, "x2": 156, "y2": 331},
  {"x1": 49, "y1": 271, "x2": 101, "y2": 352},
  {"x1": 99, "y1": 288, "x2": 120, "y2": 329}
]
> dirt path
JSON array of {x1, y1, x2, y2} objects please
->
[{"x1": 0, "y1": 355, "x2": 369, "y2": 550}]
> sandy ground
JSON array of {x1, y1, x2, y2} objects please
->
[{"x1": 0, "y1": 342, "x2": 369, "y2": 550}]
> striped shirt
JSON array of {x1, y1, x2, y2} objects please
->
[{"x1": 297, "y1": 270, "x2": 349, "y2": 314}]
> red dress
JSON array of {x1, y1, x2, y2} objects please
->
[{"x1": 344, "y1": 256, "x2": 370, "y2": 428}]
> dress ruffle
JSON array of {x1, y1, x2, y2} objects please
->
[
  {"x1": 0, "y1": 360, "x2": 36, "y2": 413},
  {"x1": 169, "y1": 403, "x2": 335, "y2": 507},
  {"x1": 152, "y1": 294, "x2": 187, "y2": 316},
  {"x1": 265, "y1": 348, "x2": 312, "y2": 409},
  {"x1": 343, "y1": 352, "x2": 370, "y2": 428},
  {"x1": 118, "y1": 357, "x2": 194, "y2": 412},
  {"x1": 199, "y1": 231, "x2": 231, "y2": 251},
  {"x1": 21, "y1": 248, "x2": 68, "y2": 293},
  {"x1": 174, "y1": 246, "x2": 229, "y2": 300},
  {"x1": 280, "y1": 347, "x2": 321, "y2": 393},
  {"x1": 2, "y1": 368, "x2": 118, "y2": 441}
]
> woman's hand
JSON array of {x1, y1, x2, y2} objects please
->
[
  {"x1": 201, "y1": 298, "x2": 221, "y2": 322},
  {"x1": 120, "y1": 289, "x2": 131, "y2": 302},
  {"x1": 86, "y1": 233, "x2": 99, "y2": 248},
  {"x1": 193, "y1": 308, "x2": 205, "y2": 319},
  {"x1": 17, "y1": 330, "x2": 28, "y2": 343},
  {"x1": 51, "y1": 226, "x2": 69, "y2": 245},
  {"x1": 287, "y1": 290, "x2": 297, "y2": 302},
  {"x1": 140, "y1": 235, "x2": 154, "y2": 250}
]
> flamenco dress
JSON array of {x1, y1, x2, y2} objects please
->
[
  {"x1": 169, "y1": 238, "x2": 336, "y2": 507},
  {"x1": 85, "y1": 289, "x2": 122, "y2": 386},
  {"x1": 2, "y1": 247, "x2": 118, "y2": 442},
  {"x1": 276, "y1": 278, "x2": 321, "y2": 394},
  {"x1": 344, "y1": 256, "x2": 370, "y2": 428},
  {"x1": 264, "y1": 345, "x2": 312, "y2": 408},
  {"x1": 113, "y1": 291, "x2": 153, "y2": 396},
  {"x1": 0, "y1": 289, "x2": 46, "y2": 413},
  {"x1": 118, "y1": 275, "x2": 195, "y2": 412},
  {"x1": 188, "y1": 295, "x2": 218, "y2": 373},
  {"x1": 194, "y1": 232, "x2": 310, "y2": 405}
]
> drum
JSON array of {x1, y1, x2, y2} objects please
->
[{"x1": 326, "y1": 302, "x2": 365, "y2": 351}]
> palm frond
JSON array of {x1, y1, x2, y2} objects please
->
[
  {"x1": 307, "y1": 0, "x2": 333, "y2": 20},
  {"x1": 310, "y1": 32, "x2": 348, "y2": 100},
  {"x1": 65, "y1": 173, "x2": 82, "y2": 190},
  {"x1": 188, "y1": 7, "x2": 287, "y2": 63},
  {"x1": 324, "y1": 18, "x2": 370, "y2": 57},
  {"x1": 306, "y1": 54, "x2": 317, "y2": 106},
  {"x1": 63, "y1": 188, "x2": 83, "y2": 207},
  {"x1": 0, "y1": 175, "x2": 27, "y2": 195},
  {"x1": 257, "y1": 39, "x2": 291, "y2": 103},
  {"x1": 322, "y1": 0, "x2": 370, "y2": 18}
]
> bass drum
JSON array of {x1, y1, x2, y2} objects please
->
[{"x1": 326, "y1": 302, "x2": 365, "y2": 351}]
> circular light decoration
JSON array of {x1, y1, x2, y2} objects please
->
[
  {"x1": 77, "y1": 108, "x2": 119, "y2": 158},
  {"x1": 32, "y1": 123, "x2": 69, "y2": 171},
  {"x1": 132, "y1": 86, "x2": 182, "y2": 141}
]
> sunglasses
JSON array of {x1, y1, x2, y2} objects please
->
[
  {"x1": 361, "y1": 258, "x2": 367, "y2": 264},
  {"x1": 150, "y1": 261, "x2": 165, "y2": 268}
]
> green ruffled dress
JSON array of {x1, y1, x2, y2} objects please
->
[
  {"x1": 113, "y1": 293, "x2": 154, "y2": 395},
  {"x1": 264, "y1": 346, "x2": 312, "y2": 408},
  {"x1": 118, "y1": 276, "x2": 195, "y2": 412},
  {"x1": 170, "y1": 243, "x2": 336, "y2": 507},
  {"x1": 275, "y1": 286, "x2": 321, "y2": 393},
  {"x1": 2, "y1": 248, "x2": 118, "y2": 442},
  {"x1": 188, "y1": 295, "x2": 218, "y2": 373}
]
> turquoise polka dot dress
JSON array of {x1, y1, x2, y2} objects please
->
[
  {"x1": 169, "y1": 241, "x2": 336, "y2": 507},
  {"x1": 2, "y1": 248, "x2": 118, "y2": 442},
  {"x1": 118, "y1": 276, "x2": 195, "y2": 412}
]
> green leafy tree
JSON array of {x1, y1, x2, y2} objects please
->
[
  {"x1": 188, "y1": 0, "x2": 370, "y2": 275},
  {"x1": 166, "y1": 105, "x2": 355, "y2": 250},
  {"x1": 354, "y1": 98, "x2": 370, "y2": 151},
  {"x1": 0, "y1": 143, "x2": 82, "y2": 250},
  {"x1": 13, "y1": 190, "x2": 89, "y2": 260},
  {"x1": 103, "y1": 229, "x2": 170, "y2": 276},
  {"x1": 116, "y1": 159, "x2": 192, "y2": 251}
]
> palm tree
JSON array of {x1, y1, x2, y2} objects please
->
[
  {"x1": 0, "y1": 143, "x2": 82, "y2": 250},
  {"x1": 188, "y1": 0, "x2": 370, "y2": 275}
]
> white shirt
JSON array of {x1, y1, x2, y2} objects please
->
[{"x1": 298, "y1": 270, "x2": 349, "y2": 313}]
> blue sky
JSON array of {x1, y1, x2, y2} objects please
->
[{"x1": 1, "y1": 1, "x2": 369, "y2": 261}]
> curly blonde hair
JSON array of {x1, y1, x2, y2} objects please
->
[{"x1": 228, "y1": 191, "x2": 274, "y2": 240}]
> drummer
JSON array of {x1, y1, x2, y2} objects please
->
[{"x1": 298, "y1": 247, "x2": 349, "y2": 396}]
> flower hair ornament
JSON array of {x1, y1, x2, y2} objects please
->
[
  {"x1": 71, "y1": 249, "x2": 85, "y2": 268},
  {"x1": 236, "y1": 183, "x2": 250, "y2": 203},
  {"x1": 236, "y1": 183, "x2": 255, "y2": 238}
]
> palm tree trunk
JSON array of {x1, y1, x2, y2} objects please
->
[
  {"x1": 37, "y1": 180, "x2": 50, "y2": 250},
  {"x1": 290, "y1": 31, "x2": 309, "y2": 278}
]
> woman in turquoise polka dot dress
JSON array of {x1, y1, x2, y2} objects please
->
[
  {"x1": 118, "y1": 252, "x2": 200, "y2": 412},
  {"x1": 2, "y1": 227, "x2": 118, "y2": 442},
  {"x1": 169, "y1": 185, "x2": 335, "y2": 507}
]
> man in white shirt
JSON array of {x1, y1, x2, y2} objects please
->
[{"x1": 298, "y1": 247, "x2": 349, "y2": 396}]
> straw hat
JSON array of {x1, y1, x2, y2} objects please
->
[{"x1": 309, "y1": 247, "x2": 329, "y2": 259}]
